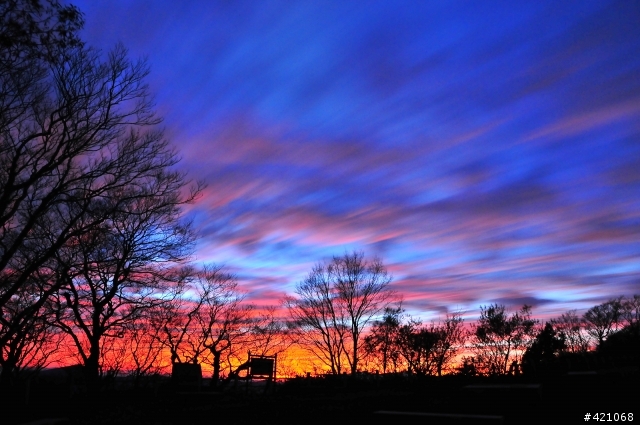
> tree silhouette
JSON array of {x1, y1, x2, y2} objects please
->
[
  {"x1": 1, "y1": 36, "x2": 171, "y2": 312},
  {"x1": 49, "y1": 151, "x2": 198, "y2": 389},
  {"x1": 0, "y1": 1, "x2": 83, "y2": 60},
  {"x1": 472, "y1": 304, "x2": 537, "y2": 375},
  {"x1": 287, "y1": 251, "x2": 394, "y2": 374},
  {"x1": 194, "y1": 267, "x2": 252, "y2": 387},
  {"x1": 156, "y1": 266, "x2": 252, "y2": 387},
  {"x1": 286, "y1": 263, "x2": 349, "y2": 375},
  {"x1": 0, "y1": 1, "x2": 201, "y2": 388},
  {"x1": 431, "y1": 312, "x2": 466, "y2": 376},
  {"x1": 597, "y1": 321, "x2": 640, "y2": 367},
  {"x1": 396, "y1": 321, "x2": 441, "y2": 375},
  {"x1": 0, "y1": 276, "x2": 64, "y2": 386},
  {"x1": 550, "y1": 310, "x2": 590, "y2": 353},
  {"x1": 0, "y1": 0, "x2": 84, "y2": 384},
  {"x1": 245, "y1": 305, "x2": 294, "y2": 358},
  {"x1": 363, "y1": 306, "x2": 403, "y2": 373},
  {"x1": 620, "y1": 294, "x2": 640, "y2": 326},
  {"x1": 364, "y1": 309, "x2": 466, "y2": 376},
  {"x1": 583, "y1": 298, "x2": 623, "y2": 347},
  {"x1": 121, "y1": 306, "x2": 170, "y2": 388},
  {"x1": 522, "y1": 322, "x2": 566, "y2": 374}
]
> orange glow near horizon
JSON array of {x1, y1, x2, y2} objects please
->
[{"x1": 40, "y1": 335, "x2": 330, "y2": 379}]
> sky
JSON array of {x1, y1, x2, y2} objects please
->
[{"x1": 71, "y1": 0, "x2": 640, "y2": 322}]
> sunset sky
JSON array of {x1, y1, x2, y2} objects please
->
[{"x1": 72, "y1": 0, "x2": 640, "y2": 322}]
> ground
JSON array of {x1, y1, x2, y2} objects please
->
[{"x1": 6, "y1": 370, "x2": 638, "y2": 425}]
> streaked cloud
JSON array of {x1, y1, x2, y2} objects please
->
[{"x1": 74, "y1": 0, "x2": 640, "y2": 321}]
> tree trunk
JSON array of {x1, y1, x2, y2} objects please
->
[
  {"x1": 210, "y1": 351, "x2": 222, "y2": 388},
  {"x1": 0, "y1": 358, "x2": 16, "y2": 390},
  {"x1": 351, "y1": 333, "x2": 358, "y2": 374},
  {"x1": 382, "y1": 348, "x2": 388, "y2": 374},
  {"x1": 84, "y1": 338, "x2": 101, "y2": 393}
]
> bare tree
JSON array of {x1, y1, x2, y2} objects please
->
[
  {"x1": 122, "y1": 304, "x2": 173, "y2": 388},
  {"x1": 583, "y1": 298, "x2": 624, "y2": 347},
  {"x1": 156, "y1": 266, "x2": 253, "y2": 387},
  {"x1": 99, "y1": 333, "x2": 128, "y2": 387},
  {"x1": 550, "y1": 310, "x2": 590, "y2": 353},
  {"x1": 48, "y1": 120, "x2": 199, "y2": 389},
  {"x1": 1, "y1": 1, "x2": 201, "y2": 386},
  {"x1": 155, "y1": 275, "x2": 204, "y2": 365},
  {"x1": 0, "y1": 277, "x2": 64, "y2": 386},
  {"x1": 0, "y1": 0, "x2": 83, "y2": 153},
  {"x1": 620, "y1": 294, "x2": 640, "y2": 327},
  {"x1": 286, "y1": 264, "x2": 348, "y2": 375},
  {"x1": 195, "y1": 267, "x2": 252, "y2": 387},
  {"x1": 472, "y1": 304, "x2": 538, "y2": 376},
  {"x1": 287, "y1": 251, "x2": 394, "y2": 375},
  {"x1": 51, "y1": 206, "x2": 194, "y2": 390},
  {"x1": 0, "y1": 0, "x2": 83, "y2": 385},
  {"x1": 246, "y1": 305, "x2": 293, "y2": 357},
  {"x1": 431, "y1": 312, "x2": 466, "y2": 376},
  {"x1": 1, "y1": 0, "x2": 198, "y2": 326},
  {"x1": 1, "y1": 40, "x2": 173, "y2": 309}
]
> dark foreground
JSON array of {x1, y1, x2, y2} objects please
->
[{"x1": 5, "y1": 370, "x2": 638, "y2": 425}]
